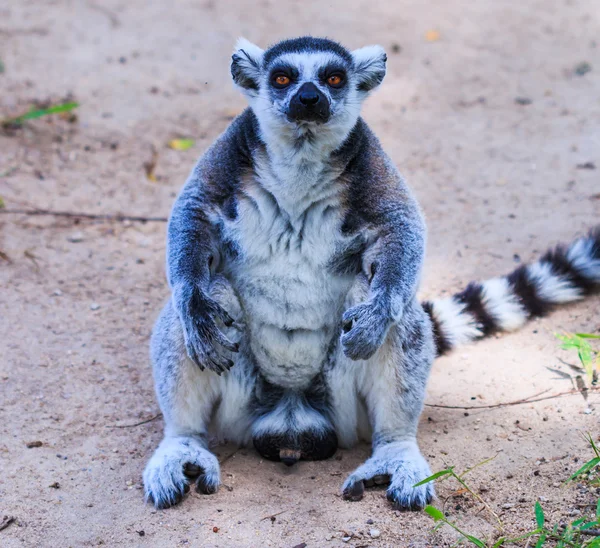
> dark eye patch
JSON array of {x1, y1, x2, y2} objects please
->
[
  {"x1": 269, "y1": 64, "x2": 299, "y2": 88},
  {"x1": 318, "y1": 64, "x2": 347, "y2": 87}
]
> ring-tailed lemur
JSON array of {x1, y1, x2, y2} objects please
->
[{"x1": 143, "y1": 36, "x2": 600, "y2": 510}]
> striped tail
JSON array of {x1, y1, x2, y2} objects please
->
[{"x1": 422, "y1": 227, "x2": 600, "y2": 357}]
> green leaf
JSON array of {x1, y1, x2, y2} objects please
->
[
  {"x1": 168, "y1": 138, "x2": 195, "y2": 151},
  {"x1": 581, "y1": 520, "x2": 600, "y2": 530},
  {"x1": 535, "y1": 532, "x2": 546, "y2": 548},
  {"x1": 597, "y1": 498, "x2": 600, "y2": 518},
  {"x1": 576, "y1": 333, "x2": 600, "y2": 339},
  {"x1": 424, "y1": 505, "x2": 445, "y2": 521},
  {"x1": 413, "y1": 468, "x2": 453, "y2": 487},
  {"x1": 567, "y1": 456, "x2": 600, "y2": 481},
  {"x1": 535, "y1": 501, "x2": 545, "y2": 528},
  {"x1": 3, "y1": 102, "x2": 79, "y2": 126}
]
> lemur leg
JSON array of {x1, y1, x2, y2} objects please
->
[
  {"x1": 330, "y1": 281, "x2": 436, "y2": 510},
  {"x1": 143, "y1": 277, "x2": 253, "y2": 509}
]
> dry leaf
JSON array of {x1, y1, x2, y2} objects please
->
[
  {"x1": 144, "y1": 146, "x2": 158, "y2": 182},
  {"x1": 425, "y1": 29, "x2": 440, "y2": 42},
  {"x1": 168, "y1": 138, "x2": 195, "y2": 151}
]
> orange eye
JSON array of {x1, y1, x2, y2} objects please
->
[
  {"x1": 328, "y1": 74, "x2": 343, "y2": 87},
  {"x1": 274, "y1": 75, "x2": 290, "y2": 86}
]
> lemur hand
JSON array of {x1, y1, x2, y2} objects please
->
[
  {"x1": 174, "y1": 284, "x2": 239, "y2": 374},
  {"x1": 341, "y1": 293, "x2": 395, "y2": 361}
]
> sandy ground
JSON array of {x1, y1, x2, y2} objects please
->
[{"x1": 1, "y1": 0, "x2": 599, "y2": 546}]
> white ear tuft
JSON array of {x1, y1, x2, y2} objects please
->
[
  {"x1": 351, "y1": 45, "x2": 387, "y2": 92},
  {"x1": 231, "y1": 38, "x2": 264, "y2": 95}
]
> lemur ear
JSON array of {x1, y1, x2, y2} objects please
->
[
  {"x1": 231, "y1": 38, "x2": 264, "y2": 95},
  {"x1": 351, "y1": 45, "x2": 387, "y2": 93}
]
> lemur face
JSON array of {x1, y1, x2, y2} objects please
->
[{"x1": 231, "y1": 37, "x2": 387, "y2": 143}]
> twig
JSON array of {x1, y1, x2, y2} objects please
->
[
  {"x1": 0, "y1": 208, "x2": 167, "y2": 223},
  {"x1": 0, "y1": 515, "x2": 15, "y2": 532},
  {"x1": 260, "y1": 510, "x2": 287, "y2": 521},
  {"x1": 425, "y1": 387, "x2": 599, "y2": 410},
  {"x1": 219, "y1": 449, "x2": 239, "y2": 465},
  {"x1": 107, "y1": 413, "x2": 162, "y2": 429},
  {"x1": 580, "y1": 529, "x2": 600, "y2": 537}
]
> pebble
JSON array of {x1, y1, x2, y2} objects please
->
[
  {"x1": 366, "y1": 519, "x2": 374, "y2": 525},
  {"x1": 583, "y1": 407, "x2": 592, "y2": 414},
  {"x1": 539, "y1": 496, "x2": 549, "y2": 502},
  {"x1": 369, "y1": 528, "x2": 381, "y2": 539},
  {"x1": 341, "y1": 536, "x2": 352, "y2": 543},
  {"x1": 90, "y1": 303, "x2": 101, "y2": 311},
  {"x1": 515, "y1": 96, "x2": 532, "y2": 105},
  {"x1": 501, "y1": 503, "x2": 514, "y2": 509},
  {"x1": 67, "y1": 232, "x2": 84, "y2": 243},
  {"x1": 52, "y1": 289, "x2": 63, "y2": 296}
]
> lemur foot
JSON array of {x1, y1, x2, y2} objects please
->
[
  {"x1": 342, "y1": 441, "x2": 434, "y2": 510},
  {"x1": 143, "y1": 436, "x2": 220, "y2": 509}
]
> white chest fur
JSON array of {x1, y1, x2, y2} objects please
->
[{"x1": 223, "y1": 154, "x2": 354, "y2": 389}]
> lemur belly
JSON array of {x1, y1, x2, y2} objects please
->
[{"x1": 225, "y1": 175, "x2": 354, "y2": 389}]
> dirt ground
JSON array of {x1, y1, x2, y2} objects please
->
[{"x1": 1, "y1": 0, "x2": 599, "y2": 546}]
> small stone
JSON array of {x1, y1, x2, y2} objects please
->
[
  {"x1": 501, "y1": 503, "x2": 514, "y2": 509},
  {"x1": 584, "y1": 407, "x2": 593, "y2": 414},
  {"x1": 90, "y1": 303, "x2": 101, "y2": 311},
  {"x1": 539, "y1": 496, "x2": 549, "y2": 502},
  {"x1": 212, "y1": 526, "x2": 219, "y2": 533},
  {"x1": 515, "y1": 97, "x2": 532, "y2": 105},
  {"x1": 67, "y1": 232, "x2": 84, "y2": 243},
  {"x1": 26, "y1": 440, "x2": 43, "y2": 448},
  {"x1": 342, "y1": 536, "x2": 352, "y2": 543},
  {"x1": 574, "y1": 62, "x2": 591, "y2": 76},
  {"x1": 366, "y1": 519, "x2": 374, "y2": 525},
  {"x1": 52, "y1": 289, "x2": 63, "y2": 296},
  {"x1": 369, "y1": 528, "x2": 381, "y2": 539}
]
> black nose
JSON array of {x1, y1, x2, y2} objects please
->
[
  {"x1": 299, "y1": 89, "x2": 320, "y2": 106},
  {"x1": 288, "y1": 82, "x2": 330, "y2": 123}
]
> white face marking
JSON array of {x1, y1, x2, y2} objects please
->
[{"x1": 248, "y1": 52, "x2": 364, "y2": 163}]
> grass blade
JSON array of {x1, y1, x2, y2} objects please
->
[
  {"x1": 465, "y1": 534, "x2": 486, "y2": 547},
  {"x1": 535, "y1": 532, "x2": 546, "y2": 548},
  {"x1": 413, "y1": 468, "x2": 454, "y2": 487},
  {"x1": 424, "y1": 505, "x2": 445, "y2": 521},
  {"x1": 567, "y1": 456, "x2": 600, "y2": 481},
  {"x1": 535, "y1": 501, "x2": 545, "y2": 528},
  {"x1": 3, "y1": 102, "x2": 79, "y2": 126}
]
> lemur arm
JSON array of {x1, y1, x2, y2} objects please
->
[
  {"x1": 341, "y1": 150, "x2": 426, "y2": 361},
  {"x1": 165, "y1": 113, "x2": 255, "y2": 373},
  {"x1": 365, "y1": 188, "x2": 426, "y2": 320}
]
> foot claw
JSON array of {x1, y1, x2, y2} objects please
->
[{"x1": 343, "y1": 480, "x2": 365, "y2": 502}]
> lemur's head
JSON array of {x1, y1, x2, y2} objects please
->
[{"x1": 231, "y1": 37, "x2": 386, "y2": 147}]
